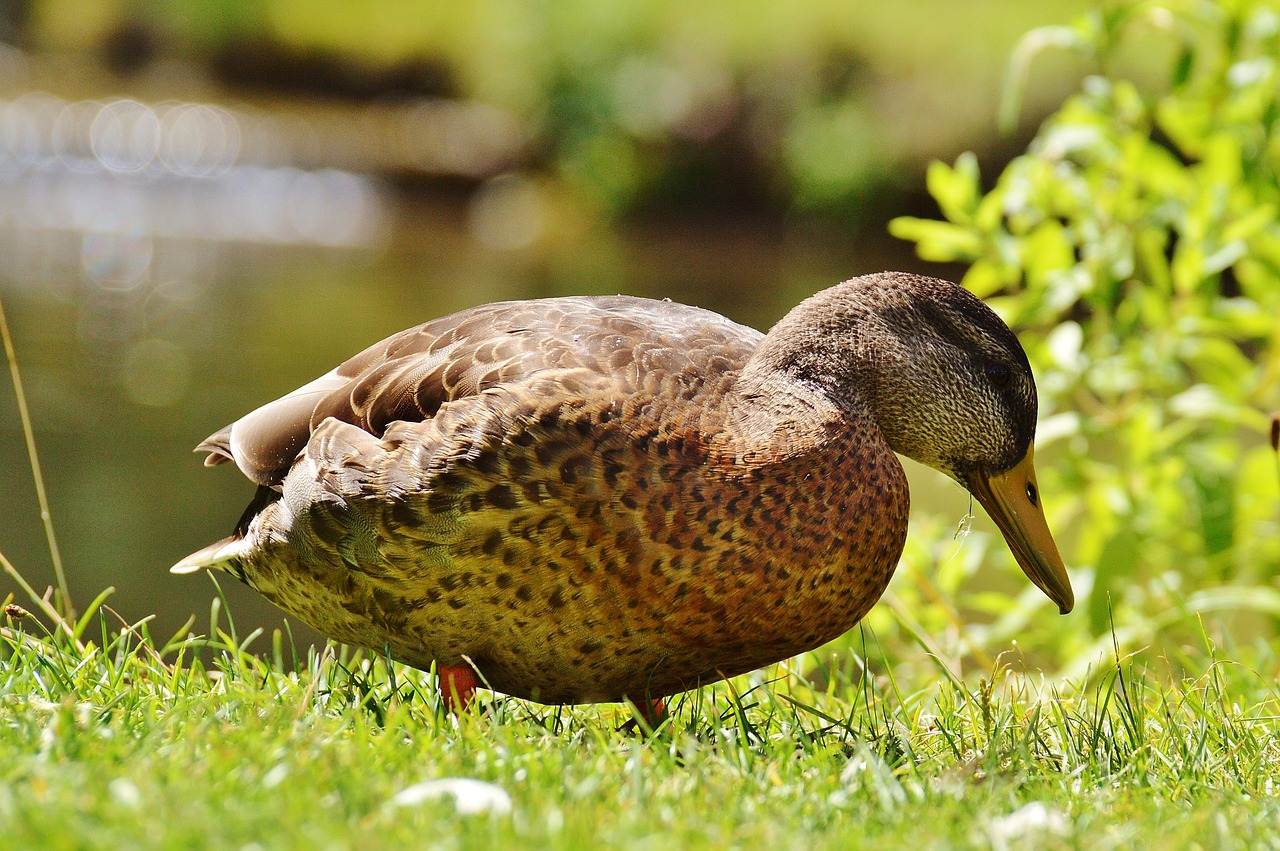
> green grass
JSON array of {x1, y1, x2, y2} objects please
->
[{"x1": 3, "y1": 588, "x2": 1280, "y2": 850}]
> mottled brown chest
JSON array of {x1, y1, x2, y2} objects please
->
[{"x1": 644, "y1": 417, "x2": 910, "y2": 675}]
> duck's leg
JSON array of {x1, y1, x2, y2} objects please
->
[
  {"x1": 620, "y1": 697, "x2": 668, "y2": 734},
  {"x1": 439, "y1": 665, "x2": 478, "y2": 713},
  {"x1": 642, "y1": 698, "x2": 667, "y2": 727}
]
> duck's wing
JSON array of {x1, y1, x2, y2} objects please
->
[{"x1": 197, "y1": 295, "x2": 762, "y2": 488}]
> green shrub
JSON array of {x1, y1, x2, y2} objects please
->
[{"x1": 892, "y1": 0, "x2": 1280, "y2": 668}]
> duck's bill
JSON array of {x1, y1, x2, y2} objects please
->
[{"x1": 963, "y1": 447, "x2": 1074, "y2": 614}]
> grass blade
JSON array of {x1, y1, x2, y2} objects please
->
[{"x1": 0, "y1": 295, "x2": 74, "y2": 620}]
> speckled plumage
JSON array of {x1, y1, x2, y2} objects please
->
[{"x1": 174, "y1": 272, "x2": 1071, "y2": 705}]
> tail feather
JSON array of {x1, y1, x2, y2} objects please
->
[
  {"x1": 170, "y1": 535, "x2": 252, "y2": 575},
  {"x1": 196, "y1": 425, "x2": 234, "y2": 467}
]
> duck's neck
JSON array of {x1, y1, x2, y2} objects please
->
[
  {"x1": 717, "y1": 360, "x2": 871, "y2": 464},
  {"x1": 719, "y1": 281, "x2": 916, "y2": 466}
]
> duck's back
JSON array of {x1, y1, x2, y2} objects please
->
[{"x1": 199, "y1": 296, "x2": 763, "y2": 488}]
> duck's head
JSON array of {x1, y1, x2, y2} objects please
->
[{"x1": 760, "y1": 272, "x2": 1074, "y2": 614}]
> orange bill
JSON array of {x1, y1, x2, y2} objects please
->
[{"x1": 963, "y1": 445, "x2": 1074, "y2": 614}]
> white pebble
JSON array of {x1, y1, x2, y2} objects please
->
[
  {"x1": 989, "y1": 801, "x2": 1070, "y2": 849},
  {"x1": 389, "y1": 778, "x2": 513, "y2": 816}
]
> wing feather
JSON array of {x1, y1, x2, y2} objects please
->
[{"x1": 196, "y1": 295, "x2": 762, "y2": 487}]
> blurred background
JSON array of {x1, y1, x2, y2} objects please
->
[{"x1": 6, "y1": 0, "x2": 1274, "y2": 678}]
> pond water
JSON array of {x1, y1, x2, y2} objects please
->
[{"x1": 0, "y1": 144, "x2": 954, "y2": 648}]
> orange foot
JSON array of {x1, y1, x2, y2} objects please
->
[
  {"x1": 439, "y1": 665, "x2": 478, "y2": 713},
  {"x1": 642, "y1": 698, "x2": 667, "y2": 727},
  {"x1": 620, "y1": 698, "x2": 668, "y2": 734}
]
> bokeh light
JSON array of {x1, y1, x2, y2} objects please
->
[
  {"x1": 81, "y1": 227, "x2": 153, "y2": 290},
  {"x1": 0, "y1": 92, "x2": 387, "y2": 246},
  {"x1": 159, "y1": 103, "x2": 240, "y2": 177},
  {"x1": 468, "y1": 172, "x2": 544, "y2": 251},
  {"x1": 90, "y1": 98, "x2": 160, "y2": 174}
]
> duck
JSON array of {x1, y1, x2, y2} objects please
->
[{"x1": 172, "y1": 272, "x2": 1073, "y2": 713}]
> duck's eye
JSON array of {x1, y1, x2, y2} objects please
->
[
  {"x1": 1026, "y1": 480, "x2": 1039, "y2": 507},
  {"x1": 985, "y1": 363, "x2": 1011, "y2": 387}
]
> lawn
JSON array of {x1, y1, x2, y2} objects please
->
[{"x1": 3, "y1": 586, "x2": 1279, "y2": 850}]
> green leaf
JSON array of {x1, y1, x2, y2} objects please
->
[
  {"x1": 961, "y1": 262, "x2": 1009, "y2": 298},
  {"x1": 1192, "y1": 464, "x2": 1235, "y2": 559},
  {"x1": 1171, "y1": 45, "x2": 1195, "y2": 88},
  {"x1": 1179, "y1": 336, "x2": 1256, "y2": 392},
  {"x1": 1021, "y1": 220, "x2": 1076, "y2": 288},
  {"x1": 1222, "y1": 203, "x2": 1276, "y2": 244},
  {"x1": 1134, "y1": 228, "x2": 1173, "y2": 294},
  {"x1": 888, "y1": 217, "x2": 983, "y2": 261},
  {"x1": 926, "y1": 153, "x2": 981, "y2": 224}
]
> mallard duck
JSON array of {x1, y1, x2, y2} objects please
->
[{"x1": 173, "y1": 272, "x2": 1072, "y2": 711}]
